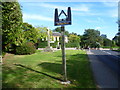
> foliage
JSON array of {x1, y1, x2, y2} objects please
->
[
  {"x1": 102, "y1": 38, "x2": 112, "y2": 47},
  {"x1": 22, "y1": 23, "x2": 40, "y2": 44},
  {"x1": 66, "y1": 43, "x2": 79, "y2": 48},
  {"x1": 15, "y1": 42, "x2": 36, "y2": 55},
  {"x1": 117, "y1": 36, "x2": 120, "y2": 46},
  {"x1": 112, "y1": 30, "x2": 120, "y2": 47},
  {"x1": 114, "y1": 35, "x2": 120, "y2": 46},
  {"x1": 68, "y1": 34, "x2": 80, "y2": 43},
  {"x1": 70, "y1": 32, "x2": 77, "y2": 35},
  {"x1": 53, "y1": 27, "x2": 69, "y2": 36},
  {"x1": 35, "y1": 26, "x2": 48, "y2": 40},
  {"x1": 2, "y1": 51, "x2": 6, "y2": 58},
  {"x1": 50, "y1": 41, "x2": 59, "y2": 48},
  {"x1": 37, "y1": 41, "x2": 47, "y2": 48},
  {"x1": 2, "y1": 2, "x2": 23, "y2": 51},
  {"x1": 80, "y1": 29, "x2": 102, "y2": 48},
  {"x1": 66, "y1": 34, "x2": 80, "y2": 48}
]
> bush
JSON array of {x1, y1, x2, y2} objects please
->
[
  {"x1": 50, "y1": 41, "x2": 58, "y2": 48},
  {"x1": 37, "y1": 41, "x2": 47, "y2": 48},
  {"x1": 66, "y1": 42, "x2": 80, "y2": 48},
  {"x1": 2, "y1": 51, "x2": 6, "y2": 58},
  {"x1": 16, "y1": 42, "x2": 36, "y2": 55}
]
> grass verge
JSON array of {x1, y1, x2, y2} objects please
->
[{"x1": 2, "y1": 50, "x2": 96, "y2": 88}]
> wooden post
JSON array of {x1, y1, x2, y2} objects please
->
[{"x1": 61, "y1": 26, "x2": 67, "y2": 82}]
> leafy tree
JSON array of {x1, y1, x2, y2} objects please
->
[
  {"x1": 22, "y1": 23, "x2": 39, "y2": 43},
  {"x1": 53, "y1": 27, "x2": 69, "y2": 36},
  {"x1": 113, "y1": 31, "x2": 120, "y2": 47},
  {"x1": 2, "y1": 1, "x2": 23, "y2": 51},
  {"x1": 81, "y1": 29, "x2": 102, "y2": 48},
  {"x1": 103, "y1": 38, "x2": 112, "y2": 47},
  {"x1": 66, "y1": 34, "x2": 80, "y2": 48},
  {"x1": 70, "y1": 32, "x2": 77, "y2": 35},
  {"x1": 68, "y1": 34, "x2": 80, "y2": 43},
  {"x1": 35, "y1": 26, "x2": 48, "y2": 41}
]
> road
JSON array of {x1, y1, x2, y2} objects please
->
[
  {"x1": 90, "y1": 49, "x2": 120, "y2": 75},
  {"x1": 87, "y1": 49, "x2": 120, "y2": 88}
]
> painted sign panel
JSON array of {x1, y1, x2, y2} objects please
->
[{"x1": 54, "y1": 7, "x2": 72, "y2": 26}]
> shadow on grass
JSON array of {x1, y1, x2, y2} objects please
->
[
  {"x1": 15, "y1": 64, "x2": 63, "y2": 82},
  {"x1": 2, "y1": 53, "x2": 95, "y2": 88},
  {"x1": 38, "y1": 54, "x2": 95, "y2": 88}
]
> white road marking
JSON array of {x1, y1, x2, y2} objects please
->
[{"x1": 101, "y1": 50, "x2": 120, "y2": 59}]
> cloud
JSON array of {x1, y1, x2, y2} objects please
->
[
  {"x1": 72, "y1": 4, "x2": 90, "y2": 11},
  {"x1": 103, "y1": 2, "x2": 118, "y2": 7},
  {"x1": 95, "y1": 27, "x2": 101, "y2": 29},
  {"x1": 25, "y1": 3, "x2": 90, "y2": 12},
  {"x1": 74, "y1": 12, "x2": 102, "y2": 16},
  {"x1": 85, "y1": 17, "x2": 105, "y2": 23},
  {"x1": 23, "y1": 13, "x2": 53, "y2": 21}
]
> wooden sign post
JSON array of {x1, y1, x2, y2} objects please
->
[{"x1": 54, "y1": 7, "x2": 72, "y2": 83}]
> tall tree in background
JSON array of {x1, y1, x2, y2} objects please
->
[
  {"x1": 35, "y1": 26, "x2": 48, "y2": 41},
  {"x1": 68, "y1": 34, "x2": 80, "y2": 43},
  {"x1": 2, "y1": 1, "x2": 23, "y2": 51},
  {"x1": 53, "y1": 27, "x2": 69, "y2": 36},
  {"x1": 103, "y1": 38, "x2": 112, "y2": 47},
  {"x1": 113, "y1": 32, "x2": 120, "y2": 47},
  {"x1": 81, "y1": 29, "x2": 102, "y2": 48}
]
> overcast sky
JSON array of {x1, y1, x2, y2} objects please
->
[{"x1": 19, "y1": 1, "x2": 118, "y2": 40}]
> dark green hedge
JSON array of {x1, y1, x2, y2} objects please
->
[
  {"x1": 37, "y1": 41, "x2": 47, "y2": 48},
  {"x1": 66, "y1": 42, "x2": 80, "y2": 48}
]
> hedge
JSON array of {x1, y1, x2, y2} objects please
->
[{"x1": 16, "y1": 42, "x2": 36, "y2": 55}]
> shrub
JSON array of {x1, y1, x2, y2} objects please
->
[
  {"x1": 37, "y1": 41, "x2": 47, "y2": 48},
  {"x1": 2, "y1": 51, "x2": 6, "y2": 58},
  {"x1": 16, "y1": 42, "x2": 36, "y2": 55},
  {"x1": 66, "y1": 42, "x2": 80, "y2": 48},
  {"x1": 50, "y1": 41, "x2": 58, "y2": 48}
]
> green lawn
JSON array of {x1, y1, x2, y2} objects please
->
[{"x1": 2, "y1": 50, "x2": 96, "y2": 88}]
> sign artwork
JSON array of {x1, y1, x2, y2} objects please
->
[{"x1": 54, "y1": 7, "x2": 71, "y2": 26}]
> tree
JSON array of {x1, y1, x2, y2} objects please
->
[
  {"x1": 35, "y1": 26, "x2": 48, "y2": 41},
  {"x1": 103, "y1": 38, "x2": 112, "y2": 47},
  {"x1": 22, "y1": 23, "x2": 39, "y2": 43},
  {"x1": 66, "y1": 34, "x2": 80, "y2": 48},
  {"x1": 68, "y1": 34, "x2": 80, "y2": 43},
  {"x1": 113, "y1": 31, "x2": 120, "y2": 47},
  {"x1": 2, "y1": 1, "x2": 23, "y2": 51},
  {"x1": 70, "y1": 32, "x2": 77, "y2": 35},
  {"x1": 35, "y1": 26, "x2": 48, "y2": 48},
  {"x1": 81, "y1": 29, "x2": 102, "y2": 48},
  {"x1": 53, "y1": 27, "x2": 69, "y2": 36}
]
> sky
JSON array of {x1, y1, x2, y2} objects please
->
[{"x1": 19, "y1": 1, "x2": 118, "y2": 40}]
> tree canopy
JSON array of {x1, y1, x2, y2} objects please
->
[
  {"x1": 22, "y1": 23, "x2": 39, "y2": 43},
  {"x1": 2, "y1": 2, "x2": 23, "y2": 50},
  {"x1": 53, "y1": 27, "x2": 69, "y2": 36},
  {"x1": 80, "y1": 29, "x2": 102, "y2": 48},
  {"x1": 35, "y1": 26, "x2": 48, "y2": 41}
]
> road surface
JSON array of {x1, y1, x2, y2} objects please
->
[
  {"x1": 87, "y1": 49, "x2": 120, "y2": 89},
  {"x1": 90, "y1": 50, "x2": 120, "y2": 74}
]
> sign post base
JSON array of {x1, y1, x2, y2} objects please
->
[
  {"x1": 43, "y1": 46, "x2": 53, "y2": 52},
  {"x1": 61, "y1": 81, "x2": 71, "y2": 84}
]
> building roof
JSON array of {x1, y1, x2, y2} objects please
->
[
  {"x1": 52, "y1": 32, "x2": 61, "y2": 36},
  {"x1": 52, "y1": 32, "x2": 67, "y2": 37}
]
